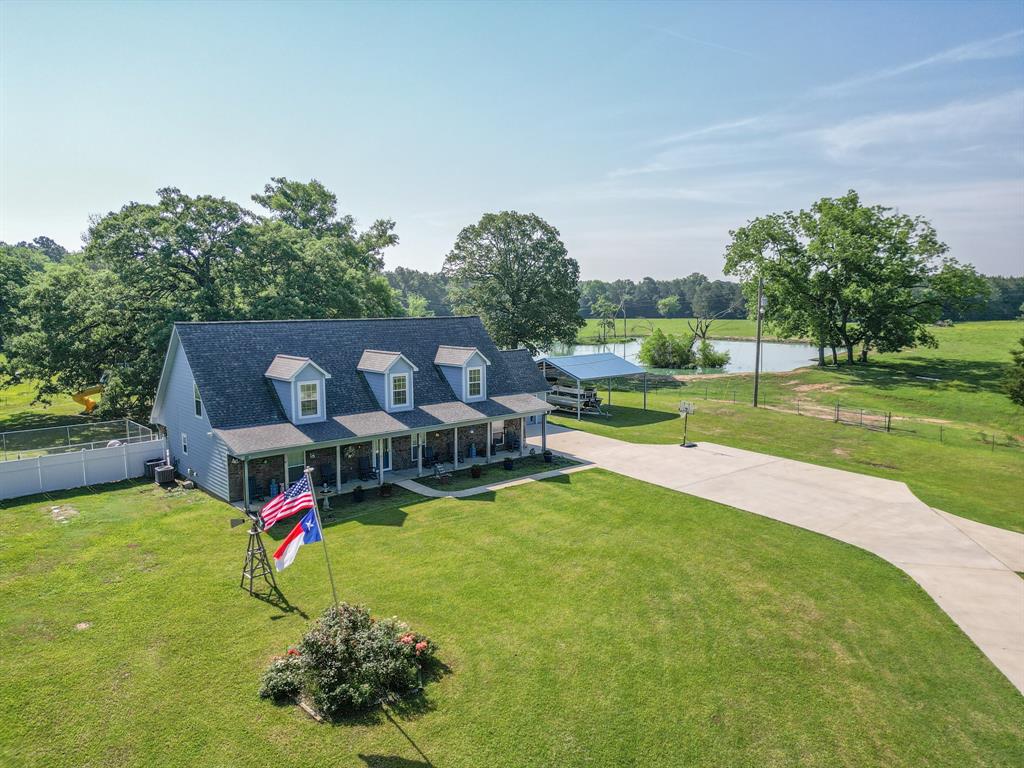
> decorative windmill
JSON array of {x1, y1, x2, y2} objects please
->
[{"x1": 231, "y1": 509, "x2": 277, "y2": 597}]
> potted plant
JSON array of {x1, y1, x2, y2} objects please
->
[
  {"x1": 379, "y1": 482, "x2": 393, "y2": 498},
  {"x1": 353, "y1": 485, "x2": 365, "y2": 503},
  {"x1": 543, "y1": 450, "x2": 554, "y2": 464},
  {"x1": 470, "y1": 464, "x2": 482, "y2": 479},
  {"x1": 502, "y1": 456, "x2": 515, "y2": 470}
]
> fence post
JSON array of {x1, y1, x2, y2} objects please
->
[
  {"x1": 123, "y1": 443, "x2": 130, "y2": 480},
  {"x1": 886, "y1": 412, "x2": 891, "y2": 432},
  {"x1": 796, "y1": 399, "x2": 800, "y2": 415},
  {"x1": 992, "y1": 434, "x2": 996, "y2": 453},
  {"x1": 66, "y1": 425, "x2": 72, "y2": 448},
  {"x1": 834, "y1": 403, "x2": 839, "y2": 422},
  {"x1": 939, "y1": 425, "x2": 943, "y2": 443}
]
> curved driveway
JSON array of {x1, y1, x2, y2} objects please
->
[{"x1": 530, "y1": 425, "x2": 1024, "y2": 694}]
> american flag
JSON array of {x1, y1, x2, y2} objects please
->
[{"x1": 261, "y1": 474, "x2": 316, "y2": 530}]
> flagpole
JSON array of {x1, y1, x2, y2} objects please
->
[{"x1": 305, "y1": 467, "x2": 339, "y2": 610}]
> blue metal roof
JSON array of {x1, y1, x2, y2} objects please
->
[{"x1": 537, "y1": 352, "x2": 644, "y2": 381}]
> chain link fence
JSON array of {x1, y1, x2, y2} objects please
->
[{"x1": 0, "y1": 419, "x2": 156, "y2": 461}]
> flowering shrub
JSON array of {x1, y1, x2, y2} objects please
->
[
  {"x1": 258, "y1": 653, "x2": 303, "y2": 701},
  {"x1": 259, "y1": 603, "x2": 437, "y2": 719}
]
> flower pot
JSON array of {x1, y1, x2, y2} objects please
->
[
  {"x1": 470, "y1": 465, "x2": 482, "y2": 479},
  {"x1": 503, "y1": 457, "x2": 514, "y2": 471},
  {"x1": 543, "y1": 451, "x2": 553, "y2": 464},
  {"x1": 380, "y1": 484, "x2": 393, "y2": 498},
  {"x1": 353, "y1": 486, "x2": 365, "y2": 502}
]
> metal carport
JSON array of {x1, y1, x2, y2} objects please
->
[{"x1": 535, "y1": 353, "x2": 647, "y2": 420}]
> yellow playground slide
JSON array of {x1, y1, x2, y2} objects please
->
[{"x1": 72, "y1": 385, "x2": 103, "y2": 414}]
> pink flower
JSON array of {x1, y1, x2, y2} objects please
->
[
  {"x1": 399, "y1": 633, "x2": 415, "y2": 645},
  {"x1": 287, "y1": 648, "x2": 301, "y2": 656},
  {"x1": 415, "y1": 641, "x2": 428, "y2": 653}
]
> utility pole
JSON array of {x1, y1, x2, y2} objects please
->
[{"x1": 752, "y1": 276, "x2": 764, "y2": 407}]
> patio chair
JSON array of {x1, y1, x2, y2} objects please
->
[
  {"x1": 320, "y1": 463, "x2": 337, "y2": 487},
  {"x1": 432, "y1": 462, "x2": 452, "y2": 483},
  {"x1": 357, "y1": 455, "x2": 377, "y2": 481}
]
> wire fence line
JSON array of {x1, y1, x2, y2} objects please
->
[{"x1": 604, "y1": 376, "x2": 1023, "y2": 453}]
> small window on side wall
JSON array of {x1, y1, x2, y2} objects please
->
[
  {"x1": 391, "y1": 374, "x2": 408, "y2": 408},
  {"x1": 299, "y1": 382, "x2": 319, "y2": 418},
  {"x1": 181, "y1": 432, "x2": 189, "y2": 454},
  {"x1": 193, "y1": 383, "x2": 202, "y2": 418},
  {"x1": 468, "y1": 367, "x2": 482, "y2": 398}
]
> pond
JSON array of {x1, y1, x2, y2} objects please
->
[{"x1": 543, "y1": 338, "x2": 819, "y2": 374}]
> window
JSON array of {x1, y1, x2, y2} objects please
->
[
  {"x1": 181, "y1": 432, "x2": 188, "y2": 454},
  {"x1": 468, "y1": 367, "x2": 482, "y2": 398},
  {"x1": 299, "y1": 382, "x2": 319, "y2": 417},
  {"x1": 493, "y1": 422, "x2": 504, "y2": 446},
  {"x1": 193, "y1": 383, "x2": 203, "y2": 418},
  {"x1": 391, "y1": 374, "x2": 408, "y2": 407}
]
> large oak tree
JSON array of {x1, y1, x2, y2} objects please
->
[{"x1": 443, "y1": 211, "x2": 583, "y2": 352}]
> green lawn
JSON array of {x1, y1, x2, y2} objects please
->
[
  {"x1": 578, "y1": 316, "x2": 776, "y2": 342},
  {"x1": 0, "y1": 376, "x2": 90, "y2": 433},
  {"x1": 550, "y1": 395, "x2": 1024, "y2": 533},
  {"x1": 2, "y1": 475, "x2": 1022, "y2": 767},
  {"x1": 417, "y1": 453, "x2": 582, "y2": 491}
]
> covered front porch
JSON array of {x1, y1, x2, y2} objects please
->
[{"x1": 228, "y1": 413, "x2": 549, "y2": 512}]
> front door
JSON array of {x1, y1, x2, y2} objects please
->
[{"x1": 376, "y1": 438, "x2": 392, "y2": 473}]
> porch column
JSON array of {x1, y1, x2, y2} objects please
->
[
  {"x1": 284, "y1": 459, "x2": 289, "y2": 487},
  {"x1": 520, "y1": 417, "x2": 526, "y2": 456},
  {"x1": 335, "y1": 445, "x2": 341, "y2": 492},
  {"x1": 417, "y1": 432, "x2": 423, "y2": 477},
  {"x1": 243, "y1": 458, "x2": 250, "y2": 513},
  {"x1": 377, "y1": 439, "x2": 383, "y2": 486},
  {"x1": 541, "y1": 414, "x2": 547, "y2": 453},
  {"x1": 485, "y1": 422, "x2": 491, "y2": 463},
  {"x1": 453, "y1": 427, "x2": 459, "y2": 469}
]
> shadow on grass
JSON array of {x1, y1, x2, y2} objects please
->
[
  {"x1": 827, "y1": 358, "x2": 1011, "y2": 395},
  {"x1": 560, "y1": 404, "x2": 677, "y2": 429}
]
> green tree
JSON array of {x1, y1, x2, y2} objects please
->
[
  {"x1": 5, "y1": 180, "x2": 401, "y2": 418},
  {"x1": 657, "y1": 295, "x2": 680, "y2": 318},
  {"x1": 443, "y1": 211, "x2": 583, "y2": 352},
  {"x1": 404, "y1": 293, "x2": 434, "y2": 317},
  {"x1": 1004, "y1": 335, "x2": 1024, "y2": 407},
  {"x1": 637, "y1": 328, "x2": 694, "y2": 369},
  {"x1": 591, "y1": 297, "x2": 618, "y2": 342},
  {"x1": 0, "y1": 243, "x2": 47, "y2": 351}
]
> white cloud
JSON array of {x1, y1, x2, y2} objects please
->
[
  {"x1": 813, "y1": 90, "x2": 1024, "y2": 161},
  {"x1": 816, "y1": 29, "x2": 1024, "y2": 96}
]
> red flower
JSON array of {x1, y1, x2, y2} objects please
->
[{"x1": 287, "y1": 648, "x2": 300, "y2": 656}]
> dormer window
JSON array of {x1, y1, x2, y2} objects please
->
[
  {"x1": 468, "y1": 367, "x2": 483, "y2": 398},
  {"x1": 391, "y1": 374, "x2": 409, "y2": 408},
  {"x1": 299, "y1": 382, "x2": 320, "y2": 418}
]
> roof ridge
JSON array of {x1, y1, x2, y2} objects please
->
[{"x1": 175, "y1": 315, "x2": 481, "y2": 326}]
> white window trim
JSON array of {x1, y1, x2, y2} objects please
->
[
  {"x1": 389, "y1": 372, "x2": 410, "y2": 410},
  {"x1": 181, "y1": 431, "x2": 189, "y2": 454},
  {"x1": 193, "y1": 382, "x2": 203, "y2": 418},
  {"x1": 297, "y1": 381, "x2": 321, "y2": 419},
  {"x1": 467, "y1": 366, "x2": 484, "y2": 399}
]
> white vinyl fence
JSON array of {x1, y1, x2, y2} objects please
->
[{"x1": 0, "y1": 437, "x2": 166, "y2": 501}]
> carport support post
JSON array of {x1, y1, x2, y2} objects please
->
[
  {"x1": 243, "y1": 459, "x2": 250, "y2": 513},
  {"x1": 576, "y1": 377, "x2": 581, "y2": 420},
  {"x1": 643, "y1": 372, "x2": 648, "y2": 411},
  {"x1": 608, "y1": 377, "x2": 612, "y2": 407}
]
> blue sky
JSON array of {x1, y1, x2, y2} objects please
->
[{"x1": 2, "y1": 1, "x2": 1022, "y2": 279}]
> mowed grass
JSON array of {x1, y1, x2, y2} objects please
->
[
  {"x1": 550, "y1": 395, "x2": 1024, "y2": 532},
  {"x1": 0, "y1": 376, "x2": 92, "y2": 433},
  {"x1": 2, "y1": 474, "x2": 1022, "y2": 768},
  {"x1": 578, "y1": 316, "x2": 775, "y2": 342}
]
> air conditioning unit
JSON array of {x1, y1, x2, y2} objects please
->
[{"x1": 154, "y1": 465, "x2": 175, "y2": 485}]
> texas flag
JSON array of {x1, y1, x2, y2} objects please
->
[{"x1": 273, "y1": 509, "x2": 323, "y2": 572}]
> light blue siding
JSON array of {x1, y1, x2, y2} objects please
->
[
  {"x1": 292, "y1": 367, "x2": 327, "y2": 423},
  {"x1": 158, "y1": 339, "x2": 230, "y2": 499},
  {"x1": 439, "y1": 351, "x2": 488, "y2": 402},
  {"x1": 364, "y1": 358, "x2": 415, "y2": 411},
  {"x1": 272, "y1": 380, "x2": 294, "y2": 421}
]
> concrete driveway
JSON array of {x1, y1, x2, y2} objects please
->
[{"x1": 529, "y1": 425, "x2": 1024, "y2": 694}]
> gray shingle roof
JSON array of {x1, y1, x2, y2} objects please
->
[
  {"x1": 434, "y1": 345, "x2": 485, "y2": 367},
  {"x1": 265, "y1": 355, "x2": 313, "y2": 380},
  {"x1": 357, "y1": 350, "x2": 402, "y2": 373},
  {"x1": 172, "y1": 316, "x2": 552, "y2": 454}
]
